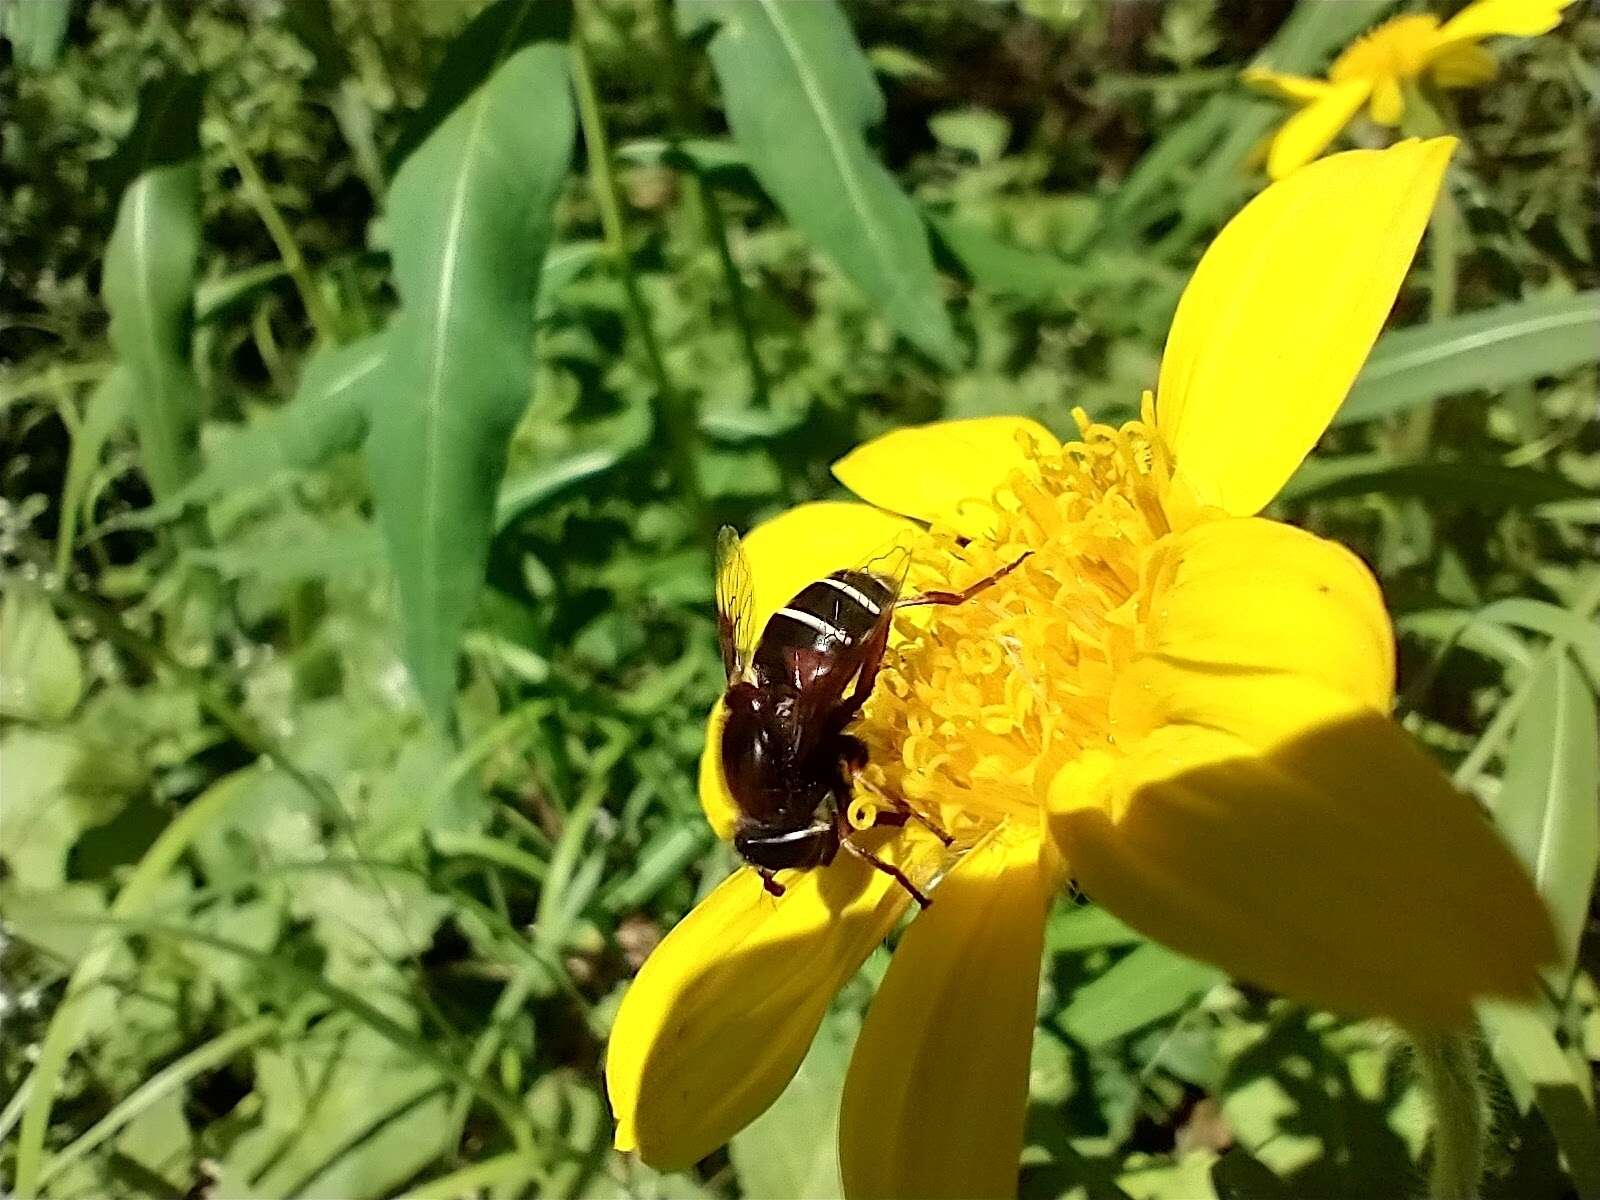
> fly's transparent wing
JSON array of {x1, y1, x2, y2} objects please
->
[
  {"x1": 715, "y1": 525, "x2": 756, "y2": 681},
  {"x1": 858, "y1": 540, "x2": 912, "y2": 607}
]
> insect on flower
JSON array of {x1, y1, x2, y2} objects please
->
[
  {"x1": 607, "y1": 141, "x2": 1557, "y2": 1196},
  {"x1": 714, "y1": 524, "x2": 1028, "y2": 906}
]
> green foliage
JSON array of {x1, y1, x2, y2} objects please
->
[
  {"x1": 101, "y1": 74, "x2": 206, "y2": 500},
  {"x1": 1495, "y1": 651, "x2": 1599, "y2": 973},
  {"x1": 2, "y1": 1, "x2": 1597, "y2": 1198},
  {"x1": 1340, "y1": 290, "x2": 1600, "y2": 425},
  {"x1": 368, "y1": 0, "x2": 577, "y2": 729},
  {"x1": 679, "y1": 0, "x2": 961, "y2": 366}
]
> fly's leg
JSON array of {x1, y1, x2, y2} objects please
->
[
  {"x1": 899, "y1": 550, "x2": 1033, "y2": 609},
  {"x1": 757, "y1": 869, "x2": 786, "y2": 899},
  {"x1": 840, "y1": 837, "x2": 931, "y2": 909},
  {"x1": 835, "y1": 806, "x2": 931, "y2": 907}
]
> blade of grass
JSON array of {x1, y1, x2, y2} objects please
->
[
  {"x1": 407, "y1": 1150, "x2": 546, "y2": 1200},
  {"x1": 37, "y1": 1018, "x2": 277, "y2": 1187},
  {"x1": 29, "y1": 914, "x2": 540, "y2": 1150}
]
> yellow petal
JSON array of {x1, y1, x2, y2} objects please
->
[
  {"x1": 1049, "y1": 683, "x2": 1557, "y2": 1031},
  {"x1": 1430, "y1": 42, "x2": 1500, "y2": 87},
  {"x1": 1241, "y1": 67, "x2": 1335, "y2": 102},
  {"x1": 839, "y1": 831, "x2": 1049, "y2": 1200},
  {"x1": 832, "y1": 417, "x2": 1061, "y2": 540},
  {"x1": 607, "y1": 828, "x2": 942, "y2": 1169},
  {"x1": 1263, "y1": 79, "x2": 1371, "y2": 180},
  {"x1": 1368, "y1": 75, "x2": 1405, "y2": 126},
  {"x1": 698, "y1": 697, "x2": 740, "y2": 840},
  {"x1": 1131, "y1": 516, "x2": 1394, "y2": 720},
  {"x1": 1157, "y1": 137, "x2": 1454, "y2": 514},
  {"x1": 1436, "y1": 0, "x2": 1575, "y2": 45}
]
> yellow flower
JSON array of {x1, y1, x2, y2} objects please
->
[
  {"x1": 1244, "y1": 0, "x2": 1576, "y2": 179},
  {"x1": 605, "y1": 139, "x2": 1556, "y2": 1198}
]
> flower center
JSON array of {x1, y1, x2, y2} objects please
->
[
  {"x1": 1330, "y1": 15, "x2": 1441, "y2": 84},
  {"x1": 853, "y1": 399, "x2": 1178, "y2": 849}
]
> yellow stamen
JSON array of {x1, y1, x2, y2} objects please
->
[{"x1": 853, "y1": 399, "x2": 1180, "y2": 852}]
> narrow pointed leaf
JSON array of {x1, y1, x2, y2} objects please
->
[
  {"x1": 365, "y1": 0, "x2": 575, "y2": 728},
  {"x1": 101, "y1": 74, "x2": 206, "y2": 499},
  {"x1": 1493, "y1": 651, "x2": 1600, "y2": 972},
  {"x1": 1338, "y1": 291, "x2": 1600, "y2": 425},
  {"x1": 679, "y1": 0, "x2": 961, "y2": 367}
]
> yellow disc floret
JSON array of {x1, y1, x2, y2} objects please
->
[{"x1": 854, "y1": 397, "x2": 1180, "y2": 849}]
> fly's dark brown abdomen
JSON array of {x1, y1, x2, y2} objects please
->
[{"x1": 751, "y1": 569, "x2": 898, "y2": 691}]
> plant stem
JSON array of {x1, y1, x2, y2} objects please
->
[
  {"x1": 569, "y1": 16, "x2": 709, "y2": 534},
  {"x1": 214, "y1": 116, "x2": 342, "y2": 345},
  {"x1": 648, "y1": 0, "x2": 772, "y2": 410},
  {"x1": 1413, "y1": 1032, "x2": 1487, "y2": 1200}
]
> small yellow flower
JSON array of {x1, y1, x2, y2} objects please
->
[
  {"x1": 605, "y1": 139, "x2": 1556, "y2": 1198},
  {"x1": 1245, "y1": 0, "x2": 1576, "y2": 179}
]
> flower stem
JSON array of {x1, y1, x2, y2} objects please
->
[
  {"x1": 1413, "y1": 1031, "x2": 1487, "y2": 1200},
  {"x1": 569, "y1": 13, "x2": 709, "y2": 536}
]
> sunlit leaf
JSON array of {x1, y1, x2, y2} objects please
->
[
  {"x1": 3, "y1": 0, "x2": 71, "y2": 70},
  {"x1": 1338, "y1": 291, "x2": 1600, "y2": 425},
  {"x1": 730, "y1": 1009, "x2": 854, "y2": 1199},
  {"x1": 1060, "y1": 943, "x2": 1223, "y2": 1048},
  {"x1": 1493, "y1": 651, "x2": 1600, "y2": 973},
  {"x1": 0, "y1": 583, "x2": 82, "y2": 723},
  {"x1": 680, "y1": 0, "x2": 961, "y2": 367},
  {"x1": 365, "y1": 0, "x2": 576, "y2": 728}
]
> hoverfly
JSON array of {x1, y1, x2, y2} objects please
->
[{"x1": 714, "y1": 525, "x2": 1030, "y2": 907}]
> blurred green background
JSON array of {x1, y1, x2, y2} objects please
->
[{"x1": 2, "y1": 0, "x2": 1597, "y2": 1197}]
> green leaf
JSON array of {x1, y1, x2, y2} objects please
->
[
  {"x1": 3, "y1": 0, "x2": 71, "y2": 70},
  {"x1": 0, "y1": 730, "x2": 123, "y2": 889},
  {"x1": 365, "y1": 0, "x2": 576, "y2": 728},
  {"x1": 1492, "y1": 651, "x2": 1600, "y2": 972},
  {"x1": 221, "y1": 1021, "x2": 452, "y2": 1199},
  {"x1": 494, "y1": 440, "x2": 641, "y2": 533},
  {"x1": 1060, "y1": 943, "x2": 1223, "y2": 1048},
  {"x1": 926, "y1": 212, "x2": 1095, "y2": 303},
  {"x1": 1045, "y1": 902, "x2": 1143, "y2": 952},
  {"x1": 680, "y1": 0, "x2": 961, "y2": 367},
  {"x1": 1338, "y1": 291, "x2": 1600, "y2": 425},
  {"x1": 730, "y1": 1009, "x2": 854, "y2": 1199},
  {"x1": 55, "y1": 368, "x2": 130, "y2": 575},
  {"x1": 1477, "y1": 597, "x2": 1600, "y2": 685},
  {"x1": 168, "y1": 332, "x2": 384, "y2": 510},
  {"x1": 928, "y1": 105, "x2": 1009, "y2": 165},
  {"x1": 101, "y1": 74, "x2": 207, "y2": 500},
  {"x1": 1280, "y1": 458, "x2": 1592, "y2": 507},
  {"x1": 0, "y1": 583, "x2": 83, "y2": 723},
  {"x1": 1480, "y1": 1000, "x2": 1600, "y2": 1200}
]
